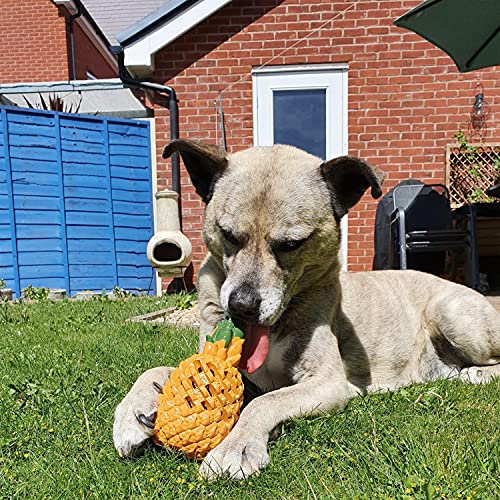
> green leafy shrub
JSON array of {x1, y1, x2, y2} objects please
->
[
  {"x1": 112, "y1": 286, "x2": 132, "y2": 299},
  {"x1": 22, "y1": 285, "x2": 49, "y2": 301},
  {"x1": 174, "y1": 290, "x2": 196, "y2": 310}
]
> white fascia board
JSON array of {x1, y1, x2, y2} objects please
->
[{"x1": 124, "y1": 0, "x2": 231, "y2": 72}]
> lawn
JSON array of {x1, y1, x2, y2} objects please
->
[{"x1": 0, "y1": 296, "x2": 498, "y2": 499}]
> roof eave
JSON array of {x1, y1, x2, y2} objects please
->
[
  {"x1": 116, "y1": 0, "x2": 195, "y2": 46},
  {"x1": 53, "y1": 0, "x2": 118, "y2": 72},
  {"x1": 119, "y1": 0, "x2": 231, "y2": 77}
]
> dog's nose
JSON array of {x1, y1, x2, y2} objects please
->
[{"x1": 228, "y1": 285, "x2": 261, "y2": 321}]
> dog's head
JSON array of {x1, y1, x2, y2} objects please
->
[{"x1": 164, "y1": 140, "x2": 383, "y2": 371}]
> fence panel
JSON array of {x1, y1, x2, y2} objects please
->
[{"x1": 0, "y1": 106, "x2": 155, "y2": 297}]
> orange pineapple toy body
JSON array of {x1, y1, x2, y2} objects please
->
[{"x1": 154, "y1": 320, "x2": 245, "y2": 460}]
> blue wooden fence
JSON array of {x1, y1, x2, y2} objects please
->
[{"x1": 0, "y1": 106, "x2": 155, "y2": 297}]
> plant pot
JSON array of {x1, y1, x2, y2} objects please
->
[
  {"x1": 75, "y1": 291, "x2": 97, "y2": 301},
  {"x1": 0, "y1": 288, "x2": 13, "y2": 301},
  {"x1": 48, "y1": 289, "x2": 66, "y2": 301}
]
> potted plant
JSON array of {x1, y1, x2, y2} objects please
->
[{"x1": 0, "y1": 278, "x2": 13, "y2": 301}]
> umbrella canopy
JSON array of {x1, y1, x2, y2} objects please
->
[{"x1": 394, "y1": 0, "x2": 500, "y2": 72}]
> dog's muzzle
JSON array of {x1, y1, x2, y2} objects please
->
[{"x1": 227, "y1": 284, "x2": 262, "y2": 322}]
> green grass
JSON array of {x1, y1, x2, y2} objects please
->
[{"x1": 0, "y1": 297, "x2": 498, "y2": 499}]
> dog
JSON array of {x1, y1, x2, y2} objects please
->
[{"x1": 113, "y1": 139, "x2": 500, "y2": 480}]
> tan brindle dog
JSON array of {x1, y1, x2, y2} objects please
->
[{"x1": 113, "y1": 140, "x2": 500, "y2": 479}]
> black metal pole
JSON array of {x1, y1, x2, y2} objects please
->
[
  {"x1": 168, "y1": 90, "x2": 180, "y2": 196},
  {"x1": 68, "y1": 1, "x2": 82, "y2": 80},
  {"x1": 113, "y1": 47, "x2": 181, "y2": 199}
]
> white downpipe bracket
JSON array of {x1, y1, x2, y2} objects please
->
[{"x1": 147, "y1": 191, "x2": 192, "y2": 278}]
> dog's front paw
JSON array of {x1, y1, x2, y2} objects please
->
[
  {"x1": 113, "y1": 366, "x2": 173, "y2": 458},
  {"x1": 113, "y1": 403, "x2": 155, "y2": 458},
  {"x1": 199, "y1": 436, "x2": 270, "y2": 480},
  {"x1": 459, "y1": 365, "x2": 500, "y2": 384}
]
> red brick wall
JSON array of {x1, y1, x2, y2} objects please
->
[
  {"x1": 152, "y1": 0, "x2": 500, "y2": 287},
  {"x1": 0, "y1": 1, "x2": 116, "y2": 83},
  {"x1": 73, "y1": 22, "x2": 117, "y2": 80},
  {"x1": 0, "y1": 0, "x2": 69, "y2": 82}
]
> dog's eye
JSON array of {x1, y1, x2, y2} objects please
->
[
  {"x1": 275, "y1": 238, "x2": 306, "y2": 252},
  {"x1": 220, "y1": 227, "x2": 239, "y2": 246}
]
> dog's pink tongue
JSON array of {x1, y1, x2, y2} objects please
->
[{"x1": 240, "y1": 324, "x2": 270, "y2": 374}]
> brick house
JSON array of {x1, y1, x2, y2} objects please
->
[
  {"x1": 0, "y1": 1, "x2": 161, "y2": 117},
  {"x1": 114, "y1": 0, "x2": 499, "y2": 291},
  {"x1": 0, "y1": 0, "x2": 117, "y2": 83},
  {"x1": 0, "y1": 1, "x2": 162, "y2": 297},
  {"x1": 1, "y1": 0, "x2": 499, "y2": 293}
]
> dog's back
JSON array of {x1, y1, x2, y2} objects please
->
[{"x1": 339, "y1": 270, "x2": 500, "y2": 391}]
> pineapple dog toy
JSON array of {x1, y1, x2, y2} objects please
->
[{"x1": 153, "y1": 320, "x2": 245, "y2": 460}]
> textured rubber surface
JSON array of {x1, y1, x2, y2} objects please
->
[{"x1": 154, "y1": 337, "x2": 244, "y2": 459}]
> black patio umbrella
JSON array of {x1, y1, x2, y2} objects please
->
[{"x1": 394, "y1": 0, "x2": 500, "y2": 72}]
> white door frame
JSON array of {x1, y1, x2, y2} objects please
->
[{"x1": 252, "y1": 63, "x2": 349, "y2": 270}]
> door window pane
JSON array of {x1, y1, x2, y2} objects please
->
[{"x1": 273, "y1": 89, "x2": 326, "y2": 159}]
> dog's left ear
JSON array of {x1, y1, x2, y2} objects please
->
[
  {"x1": 320, "y1": 156, "x2": 384, "y2": 219},
  {"x1": 163, "y1": 139, "x2": 228, "y2": 203}
]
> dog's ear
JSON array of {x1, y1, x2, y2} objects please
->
[
  {"x1": 320, "y1": 156, "x2": 384, "y2": 219},
  {"x1": 163, "y1": 139, "x2": 227, "y2": 203}
]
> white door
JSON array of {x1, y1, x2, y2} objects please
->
[{"x1": 252, "y1": 64, "x2": 349, "y2": 269}]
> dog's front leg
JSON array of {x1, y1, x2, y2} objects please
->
[
  {"x1": 113, "y1": 366, "x2": 173, "y2": 457},
  {"x1": 197, "y1": 254, "x2": 226, "y2": 352},
  {"x1": 199, "y1": 375, "x2": 351, "y2": 480}
]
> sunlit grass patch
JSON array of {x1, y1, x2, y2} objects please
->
[{"x1": 0, "y1": 297, "x2": 498, "y2": 499}]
